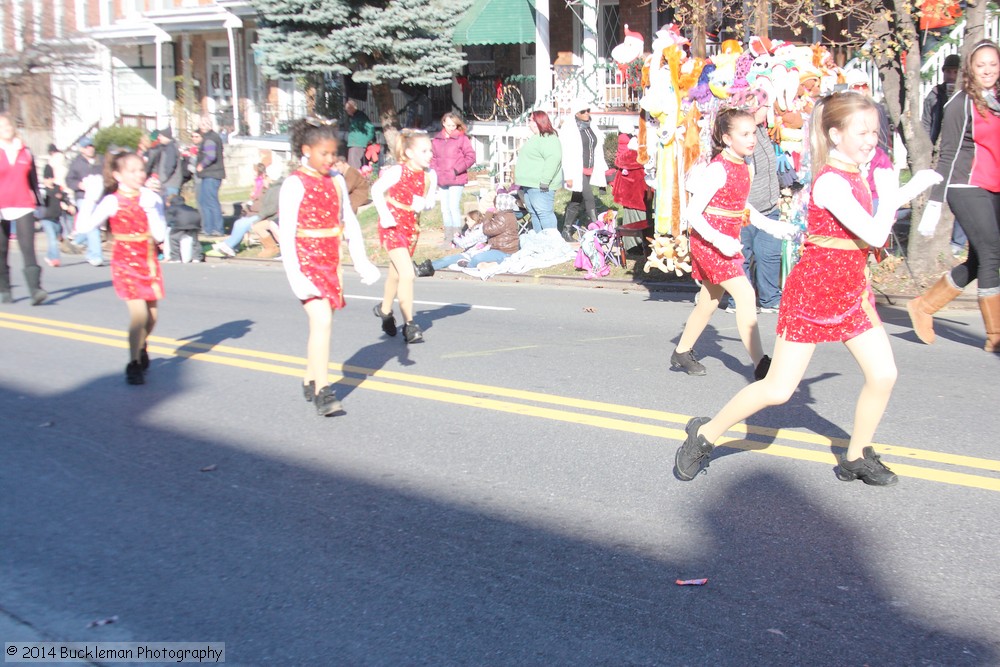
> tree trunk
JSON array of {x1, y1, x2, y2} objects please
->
[
  {"x1": 752, "y1": 0, "x2": 770, "y2": 40},
  {"x1": 372, "y1": 81, "x2": 399, "y2": 165},
  {"x1": 964, "y1": 0, "x2": 986, "y2": 48},
  {"x1": 690, "y1": 4, "x2": 707, "y2": 59}
]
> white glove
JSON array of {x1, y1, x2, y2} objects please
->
[
  {"x1": 749, "y1": 209, "x2": 797, "y2": 240},
  {"x1": 356, "y1": 261, "x2": 381, "y2": 285},
  {"x1": 138, "y1": 188, "x2": 160, "y2": 210},
  {"x1": 379, "y1": 214, "x2": 397, "y2": 229},
  {"x1": 411, "y1": 195, "x2": 425, "y2": 211},
  {"x1": 871, "y1": 168, "x2": 899, "y2": 206},
  {"x1": 81, "y1": 174, "x2": 104, "y2": 202},
  {"x1": 918, "y1": 201, "x2": 942, "y2": 237},
  {"x1": 897, "y1": 169, "x2": 944, "y2": 205}
]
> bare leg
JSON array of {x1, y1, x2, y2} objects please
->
[
  {"x1": 380, "y1": 259, "x2": 399, "y2": 316},
  {"x1": 676, "y1": 281, "x2": 725, "y2": 353},
  {"x1": 699, "y1": 335, "x2": 816, "y2": 444},
  {"x1": 386, "y1": 247, "x2": 416, "y2": 322},
  {"x1": 125, "y1": 299, "x2": 150, "y2": 363},
  {"x1": 842, "y1": 326, "x2": 897, "y2": 461},
  {"x1": 720, "y1": 275, "x2": 764, "y2": 365}
]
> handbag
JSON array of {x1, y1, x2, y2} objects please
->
[{"x1": 774, "y1": 144, "x2": 798, "y2": 190}]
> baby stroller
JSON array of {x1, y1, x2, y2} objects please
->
[{"x1": 574, "y1": 210, "x2": 619, "y2": 279}]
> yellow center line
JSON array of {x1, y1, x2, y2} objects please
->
[{"x1": 3, "y1": 311, "x2": 1000, "y2": 490}]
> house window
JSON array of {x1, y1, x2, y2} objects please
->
[{"x1": 598, "y1": 1, "x2": 622, "y2": 59}]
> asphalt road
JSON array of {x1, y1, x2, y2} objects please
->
[{"x1": 2, "y1": 255, "x2": 999, "y2": 666}]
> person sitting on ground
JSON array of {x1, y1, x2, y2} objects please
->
[
  {"x1": 431, "y1": 199, "x2": 520, "y2": 271},
  {"x1": 164, "y1": 194, "x2": 204, "y2": 262},
  {"x1": 333, "y1": 155, "x2": 371, "y2": 213},
  {"x1": 211, "y1": 163, "x2": 282, "y2": 258}
]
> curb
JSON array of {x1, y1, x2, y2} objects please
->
[{"x1": 202, "y1": 255, "x2": 981, "y2": 310}]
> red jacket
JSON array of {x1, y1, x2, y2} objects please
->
[
  {"x1": 612, "y1": 133, "x2": 647, "y2": 211},
  {"x1": 0, "y1": 143, "x2": 40, "y2": 209},
  {"x1": 430, "y1": 130, "x2": 476, "y2": 187}
]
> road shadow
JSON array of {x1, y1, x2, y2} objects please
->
[
  {"x1": 172, "y1": 319, "x2": 255, "y2": 359},
  {"x1": 2, "y1": 376, "x2": 994, "y2": 666},
  {"x1": 32, "y1": 279, "x2": 115, "y2": 306}
]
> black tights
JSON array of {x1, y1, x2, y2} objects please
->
[
  {"x1": 563, "y1": 173, "x2": 597, "y2": 231},
  {"x1": 0, "y1": 213, "x2": 40, "y2": 291},
  {"x1": 947, "y1": 188, "x2": 1000, "y2": 293}
]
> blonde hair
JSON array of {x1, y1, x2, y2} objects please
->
[
  {"x1": 441, "y1": 112, "x2": 467, "y2": 134},
  {"x1": 393, "y1": 128, "x2": 431, "y2": 164},
  {"x1": 809, "y1": 91, "x2": 879, "y2": 183}
]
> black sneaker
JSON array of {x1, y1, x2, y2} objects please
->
[
  {"x1": 754, "y1": 355, "x2": 771, "y2": 381},
  {"x1": 303, "y1": 380, "x2": 315, "y2": 403},
  {"x1": 314, "y1": 385, "x2": 344, "y2": 416},
  {"x1": 140, "y1": 346, "x2": 150, "y2": 371},
  {"x1": 674, "y1": 416, "x2": 714, "y2": 481},
  {"x1": 125, "y1": 360, "x2": 144, "y2": 385},
  {"x1": 836, "y1": 446, "x2": 898, "y2": 486},
  {"x1": 403, "y1": 321, "x2": 424, "y2": 344},
  {"x1": 671, "y1": 349, "x2": 706, "y2": 376},
  {"x1": 373, "y1": 303, "x2": 398, "y2": 337}
]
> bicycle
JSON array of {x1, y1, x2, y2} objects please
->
[{"x1": 467, "y1": 76, "x2": 524, "y2": 122}]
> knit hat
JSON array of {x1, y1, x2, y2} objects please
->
[
  {"x1": 570, "y1": 98, "x2": 592, "y2": 115},
  {"x1": 159, "y1": 127, "x2": 173, "y2": 140},
  {"x1": 43, "y1": 164, "x2": 54, "y2": 179},
  {"x1": 943, "y1": 54, "x2": 961, "y2": 70}
]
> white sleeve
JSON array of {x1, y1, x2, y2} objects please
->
[
  {"x1": 75, "y1": 195, "x2": 118, "y2": 235},
  {"x1": 812, "y1": 172, "x2": 894, "y2": 247},
  {"x1": 370, "y1": 165, "x2": 402, "y2": 227},
  {"x1": 748, "y1": 204, "x2": 797, "y2": 239},
  {"x1": 139, "y1": 188, "x2": 167, "y2": 243},
  {"x1": 277, "y1": 176, "x2": 320, "y2": 300},
  {"x1": 336, "y1": 175, "x2": 380, "y2": 285},
  {"x1": 423, "y1": 169, "x2": 438, "y2": 209},
  {"x1": 682, "y1": 163, "x2": 741, "y2": 256}
]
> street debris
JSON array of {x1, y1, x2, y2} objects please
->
[{"x1": 675, "y1": 578, "x2": 708, "y2": 586}]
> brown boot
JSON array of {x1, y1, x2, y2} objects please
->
[
  {"x1": 978, "y1": 293, "x2": 1000, "y2": 352},
  {"x1": 906, "y1": 274, "x2": 963, "y2": 344},
  {"x1": 255, "y1": 223, "x2": 280, "y2": 259}
]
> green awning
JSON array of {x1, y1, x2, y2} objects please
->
[{"x1": 452, "y1": 0, "x2": 536, "y2": 46}]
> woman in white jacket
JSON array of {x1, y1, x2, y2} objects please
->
[{"x1": 558, "y1": 100, "x2": 609, "y2": 240}]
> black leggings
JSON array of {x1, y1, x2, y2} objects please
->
[
  {"x1": 947, "y1": 187, "x2": 1000, "y2": 292},
  {"x1": 0, "y1": 213, "x2": 40, "y2": 289},
  {"x1": 563, "y1": 172, "x2": 597, "y2": 231}
]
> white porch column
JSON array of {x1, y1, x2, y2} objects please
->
[
  {"x1": 224, "y1": 13, "x2": 243, "y2": 136},
  {"x1": 534, "y1": 0, "x2": 552, "y2": 105},
  {"x1": 581, "y1": 0, "x2": 598, "y2": 104}
]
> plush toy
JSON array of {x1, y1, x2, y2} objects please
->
[{"x1": 644, "y1": 233, "x2": 692, "y2": 276}]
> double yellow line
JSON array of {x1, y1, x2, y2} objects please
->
[{"x1": 3, "y1": 311, "x2": 1000, "y2": 492}]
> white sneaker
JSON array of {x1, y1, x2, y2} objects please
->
[
  {"x1": 87, "y1": 258, "x2": 104, "y2": 267},
  {"x1": 759, "y1": 306, "x2": 779, "y2": 314},
  {"x1": 213, "y1": 242, "x2": 236, "y2": 257}
]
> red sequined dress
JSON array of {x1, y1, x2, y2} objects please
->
[
  {"x1": 777, "y1": 160, "x2": 879, "y2": 343},
  {"x1": 293, "y1": 169, "x2": 345, "y2": 309},
  {"x1": 378, "y1": 165, "x2": 427, "y2": 256},
  {"x1": 689, "y1": 152, "x2": 751, "y2": 284},
  {"x1": 109, "y1": 192, "x2": 164, "y2": 301}
]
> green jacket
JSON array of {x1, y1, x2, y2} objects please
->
[
  {"x1": 346, "y1": 110, "x2": 375, "y2": 148},
  {"x1": 513, "y1": 134, "x2": 563, "y2": 190}
]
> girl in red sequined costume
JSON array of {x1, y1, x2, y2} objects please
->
[
  {"x1": 371, "y1": 129, "x2": 437, "y2": 344},
  {"x1": 674, "y1": 92, "x2": 942, "y2": 487},
  {"x1": 672, "y1": 109, "x2": 796, "y2": 379},
  {"x1": 279, "y1": 120, "x2": 380, "y2": 416},
  {"x1": 75, "y1": 151, "x2": 167, "y2": 385}
]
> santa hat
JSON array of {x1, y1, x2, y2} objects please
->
[
  {"x1": 749, "y1": 36, "x2": 774, "y2": 57},
  {"x1": 611, "y1": 24, "x2": 645, "y2": 64}
]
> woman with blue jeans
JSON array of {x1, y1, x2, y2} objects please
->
[
  {"x1": 514, "y1": 110, "x2": 562, "y2": 232},
  {"x1": 431, "y1": 113, "x2": 476, "y2": 245}
]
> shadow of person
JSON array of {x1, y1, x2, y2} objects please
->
[
  {"x1": 880, "y1": 304, "x2": 982, "y2": 349},
  {"x1": 173, "y1": 319, "x2": 254, "y2": 359},
  {"x1": 410, "y1": 302, "x2": 472, "y2": 334},
  {"x1": 708, "y1": 371, "x2": 850, "y2": 465},
  {"x1": 689, "y1": 472, "x2": 996, "y2": 664},
  {"x1": 667, "y1": 325, "x2": 754, "y2": 379},
  {"x1": 38, "y1": 279, "x2": 115, "y2": 305}
]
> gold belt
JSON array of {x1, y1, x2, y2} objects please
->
[
  {"x1": 386, "y1": 197, "x2": 417, "y2": 212},
  {"x1": 296, "y1": 227, "x2": 341, "y2": 238},
  {"x1": 113, "y1": 232, "x2": 151, "y2": 241},
  {"x1": 807, "y1": 234, "x2": 869, "y2": 250},
  {"x1": 704, "y1": 206, "x2": 746, "y2": 219}
]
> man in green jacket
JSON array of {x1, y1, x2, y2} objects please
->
[{"x1": 345, "y1": 100, "x2": 375, "y2": 169}]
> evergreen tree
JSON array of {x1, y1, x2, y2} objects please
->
[{"x1": 253, "y1": 0, "x2": 471, "y2": 144}]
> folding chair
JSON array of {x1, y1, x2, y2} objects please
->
[
  {"x1": 614, "y1": 220, "x2": 651, "y2": 267},
  {"x1": 509, "y1": 190, "x2": 533, "y2": 235}
]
